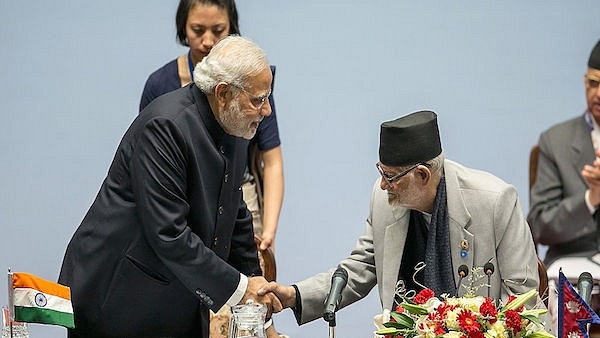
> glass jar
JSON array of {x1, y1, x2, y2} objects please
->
[{"x1": 228, "y1": 300, "x2": 266, "y2": 338}]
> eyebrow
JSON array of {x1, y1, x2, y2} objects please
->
[{"x1": 252, "y1": 90, "x2": 271, "y2": 99}]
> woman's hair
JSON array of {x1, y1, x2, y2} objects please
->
[
  {"x1": 175, "y1": 0, "x2": 240, "y2": 47},
  {"x1": 194, "y1": 35, "x2": 269, "y2": 94}
]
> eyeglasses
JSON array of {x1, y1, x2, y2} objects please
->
[
  {"x1": 585, "y1": 74, "x2": 600, "y2": 89},
  {"x1": 376, "y1": 162, "x2": 431, "y2": 188},
  {"x1": 229, "y1": 83, "x2": 271, "y2": 112}
]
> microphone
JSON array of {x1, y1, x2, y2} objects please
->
[
  {"x1": 484, "y1": 262, "x2": 495, "y2": 276},
  {"x1": 484, "y1": 262, "x2": 495, "y2": 299},
  {"x1": 323, "y1": 266, "x2": 348, "y2": 323},
  {"x1": 578, "y1": 272, "x2": 594, "y2": 306},
  {"x1": 456, "y1": 265, "x2": 469, "y2": 296}
]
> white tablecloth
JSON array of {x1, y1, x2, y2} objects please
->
[{"x1": 546, "y1": 254, "x2": 600, "y2": 285}]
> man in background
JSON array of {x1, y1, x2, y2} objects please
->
[
  {"x1": 528, "y1": 39, "x2": 600, "y2": 329},
  {"x1": 528, "y1": 39, "x2": 600, "y2": 268}
]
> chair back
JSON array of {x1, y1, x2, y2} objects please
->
[
  {"x1": 255, "y1": 235, "x2": 277, "y2": 282},
  {"x1": 529, "y1": 145, "x2": 540, "y2": 203},
  {"x1": 537, "y1": 256, "x2": 549, "y2": 306},
  {"x1": 528, "y1": 145, "x2": 542, "y2": 249},
  {"x1": 530, "y1": 145, "x2": 549, "y2": 306}
]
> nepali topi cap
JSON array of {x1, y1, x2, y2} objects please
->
[{"x1": 379, "y1": 110, "x2": 442, "y2": 167}]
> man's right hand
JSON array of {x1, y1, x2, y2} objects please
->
[
  {"x1": 257, "y1": 281, "x2": 297, "y2": 309},
  {"x1": 240, "y1": 276, "x2": 283, "y2": 317}
]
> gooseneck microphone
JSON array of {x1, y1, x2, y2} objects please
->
[
  {"x1": 323, "y1": 266, "x2": 348, "y2": 323},
  {"x1": 484, "y1": 262, "x2": 495, "y2": 299},
  {"x1": 456, "y1": 265, "x2": 469, "y2": 296},
  {"x1": 484, "y1": 262, "x2": 495, "y2": 276},
  {"x1": 578, "y1": 272, "x2": 594, "y2": 306}
]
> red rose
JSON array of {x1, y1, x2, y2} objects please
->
[
  {"x1": 414, "y1": 288, "x2": 435, "y2": 304},
  {"x1": 479, "y1": 298, "x2": 498, "y2": 323},
  {"x1": 505, "y1": 310, "x2": 523, "y2": 335}
]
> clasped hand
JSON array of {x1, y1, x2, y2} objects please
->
[
  {"x1": 257, "y1": 281, "x2": 297, "y2": 310},
  {"x1": 241, "y1": 276, "x2": 285, "y2": 318}
]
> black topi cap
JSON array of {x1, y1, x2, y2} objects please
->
[
  {"x1": 589, "y1": 40, "x2": 600, "y2": 70},
  {"x1": 379, "y1": 110, "x2": 442, "y2": 167}
]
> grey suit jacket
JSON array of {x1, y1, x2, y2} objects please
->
[
  {"x1": 528, "y1": 115, "x2": 598, "y2": 265},
  {"x1": 295, "y1": 160, "x2": 539, "y2": 324}
]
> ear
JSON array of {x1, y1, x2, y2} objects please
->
[
  {"x1": 417, "y1": 165, "x2": 431, "y2": 185},
  {"x1": 213, "y1": 82, "x2": 231, "y2": 111}
]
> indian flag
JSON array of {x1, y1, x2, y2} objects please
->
[{"x1": 9, "y1": 272, "x2": 75, "y2": 329}]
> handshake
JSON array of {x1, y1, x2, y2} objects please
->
[
  {"x1": 235, "y1": 277, "x2": 296, "y2": 338},
  {"x1": 242, "y1": 266, "x2": 348, "y2": 322},
  {"x1": 241, "y1": 276, "x2": 297, "y2": 318}
]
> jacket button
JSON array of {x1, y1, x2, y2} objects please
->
[
  {"x1": 224, "y1": 174, "x2": 229, "y2": 183},
  {"x1": 218, "y1": 206, "x2": 224, "y2": 215}
]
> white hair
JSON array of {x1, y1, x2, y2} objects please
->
[
  {"x1": 193, "y1": 35, "x2": 270, "y2": 94},
  {"x1": 426, "y1": 151, "x2": 445, "y2": 177},
  {"x1": 396, "y1": 151, "x2": 445, "y2": 178}
]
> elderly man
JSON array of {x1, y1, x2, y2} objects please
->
[
  {"x1": 259, "y1": 110, "x2": 540, "y2": 327},
  {"x1": 58, "y1": 36, "x2": 281, "y2": 338}
]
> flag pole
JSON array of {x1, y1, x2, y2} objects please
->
[{"x1": 7, "y1": 268, "x2": 13, "y2": 338}]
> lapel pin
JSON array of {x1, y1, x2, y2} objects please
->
[{"x1": 460, "y1": 239, "x2": 469, "y2": 258}]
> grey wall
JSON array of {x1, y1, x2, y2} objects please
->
[{"x1": 2, "y1": 1, "x2": 600, "y2": 337}]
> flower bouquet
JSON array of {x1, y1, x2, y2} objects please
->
[{"x1": 374, "y1": 288, "x2": 554, "y2": 338}]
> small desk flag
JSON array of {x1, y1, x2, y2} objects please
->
[
  {"x1": 557, "y1": 270, "x2": 600, "y2": 338},
  {"x1": 8, "y1": 271, "x2": 75, "y2": 329}
]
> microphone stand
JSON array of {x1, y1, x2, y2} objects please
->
[
  {"x1": 328, "y1": 316, "x2": 336, "y2": 338},
  {"x1": 483, "y1": 261, "x2": 495, "y2": 305},
  {"x1": 577, "y1": 272, "x2": 594, "y2": 337}
]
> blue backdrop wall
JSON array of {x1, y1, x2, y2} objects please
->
[{"x1": 2, "y1": 1, "x2": 600, "y2": 337}]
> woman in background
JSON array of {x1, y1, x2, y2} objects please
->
[{"x1": 140, "y1": 0, "x2": 283, "y2": 252}]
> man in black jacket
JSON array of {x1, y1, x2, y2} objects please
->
[{"x1": 59, "y1": 35, "x2": 280, "y2": 338}]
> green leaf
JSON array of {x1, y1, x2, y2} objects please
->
[
  {"x1": 521, "y1": 309, "x2": 548, "y2": 317},
  {"x1": 383, "y1": 321, "x2": 403, "y2": 329},
  {"x1": 389, "y1": 311, "x2": 415, "y2": 328},
  {"x1": 526, "y1": 331, "x2": 556, "y2": 338},
  {"x1": 401, "y1": 303, "x2": 428, "y2": 315},
  {"x1": 521, "y1": 314, "x2": 542, "y2": 325},
  {"x1": 375, "y1": 327, "x2": 400, "y2": 336}
]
